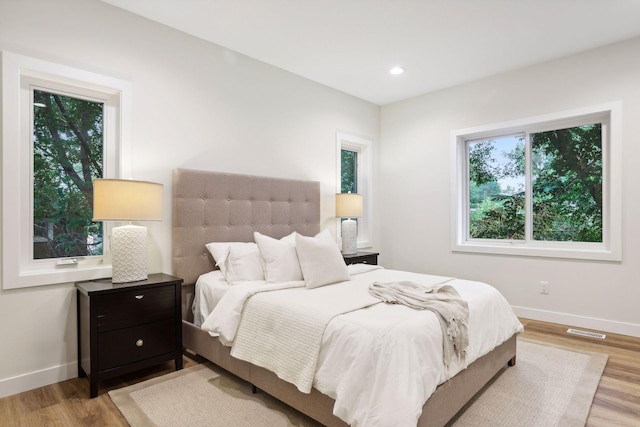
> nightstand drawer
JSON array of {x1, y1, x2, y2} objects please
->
[
  {"x1": 354, "y1": 254, "x2": 377, "y2": 264},
  {"x1": 97, "y1": 285, "x2": 175, "y2": 331},
  {"x1": 343, "y1": 252, "x2": 379, "y2": 266},
  {"x1": 98, "y1": 318, "x2": 176, "y2": 371}
]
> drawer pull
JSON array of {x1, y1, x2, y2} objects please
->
[
  {"x1": 135, "y1": 295, "x2": 144, "y2": 300},
  {"x1": 136, "y1": 339, "x2": 144, "y2": 347}
]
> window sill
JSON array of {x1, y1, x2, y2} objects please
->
[
  {"x1": 452, "y1": 241, "x2": 621, "y2": 262},
  {"x1": 3, "y1": 264, "x2": 113, "y2": 289}
]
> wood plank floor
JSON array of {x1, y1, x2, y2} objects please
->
[
  {"x1": 519, "y1": 319, "x2": 640, "y2": 427},
  {"x1": 0, "y1": 318, "x2": 638, "y2": 426},
  {"x1": 0, "y1": 356, "x2": 201, "y2": 427}
]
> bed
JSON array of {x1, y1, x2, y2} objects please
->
[{"x1": 172, "y1": 168, "x2": 522, "y2": 427}]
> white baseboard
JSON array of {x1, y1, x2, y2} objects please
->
[
  {"x1": 512, "y1": 306, "x2": 640, "y2": 338},
  {"x1": 0, "y1": 361, "x2": 77, "y2": 399}
]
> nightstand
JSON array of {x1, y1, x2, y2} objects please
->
[
  {"x1": 76, "y1": 273, "x2": 183, "y2": 398},
  {"x1": 343, "y1": 251, "x2": 379, "y2": 266}
]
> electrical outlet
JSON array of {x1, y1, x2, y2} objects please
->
[{"x1": 540, "y1": 281, "x2": 550, "y2": 295}]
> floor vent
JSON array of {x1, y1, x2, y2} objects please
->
[{"x1": 567, "y1": 328, "x2": 606, "y2": 340}]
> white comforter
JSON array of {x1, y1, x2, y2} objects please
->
[
  {"x1": 230, "y1": 278, "x2": 382, "y2": 393},
  {"x1": 201, "y1": 266, "x2": 523, "y2": 427}
]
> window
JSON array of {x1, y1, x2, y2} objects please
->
[
  {"x1": 336, "y1": 132, "x2": 372, "y2": 248},
  {"x1": 452, "y1": 103, "x2": 621, "y2": 261},
  {"x1": 2, "y1": 51, "x2": 132, "y2": 288},
  {"x1": 341, "y1": 149, "x2": 358, "y2": 193},
  {"x1": 33, "y1": 89, "x2": 105, "y2": 260}
]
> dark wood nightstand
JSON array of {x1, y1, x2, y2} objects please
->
[
  {"x1": 76, "y1": 273, "x2": 183, "y2": 397},
  {"x1": 342, "y1": 251, "x2": 379, "y2": 266}
]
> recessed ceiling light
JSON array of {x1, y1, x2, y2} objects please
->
[{"x1": 389, "y1": 66, "x2": 405, "y2": 75}]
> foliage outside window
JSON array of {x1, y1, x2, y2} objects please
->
[
  {"x1": 531, "y1": 124, "x2": 603, "y2": 242},
  {"x1": 469, "y1": 135, "x2": 525, "y2": 240},
  {"x1": 469, "y1": 124, "x2": 602, "y2": 243},
  {"x1": 341, "y1": 149, "x2": 358, "y2": 193},
  {"x1": 453, "y1": 103, "x2": 621, "y2": 261},
  {"x1": 33, "y1": 90, "x2": 104, "y2": 259}
]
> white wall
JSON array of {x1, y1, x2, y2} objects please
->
[
  {"x1": 0, "y1": 0, "x2": 379, "y2": 397},
  {"x1": 379, "y1": 37, "x2": 640, "y2": 338}
]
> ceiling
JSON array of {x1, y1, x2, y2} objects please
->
[{"x1": 101, "y1": 0, "x2": 640, "y2": 105}]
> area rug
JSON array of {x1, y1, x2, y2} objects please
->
[
  {"x1": 109, "y1": 338, "x2": 607, "y2": 427},
  {"x1": 450, "y1": 339, "x2": 607, "y2": 426}
]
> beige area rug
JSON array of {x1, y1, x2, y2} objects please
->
[
  {"x1": 450, "y1": 339, "x2": 607, "y2": 426},
  {"x1": 109, "y1": 338, "x2": 607, "y2": 427}
]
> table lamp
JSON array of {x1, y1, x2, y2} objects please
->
[
  {"x1": 92, "y1": 179, "x2": 163, "y2": 283},
  {"x1": 335, "y1": 193, "x2": 363, "y2": 255}
]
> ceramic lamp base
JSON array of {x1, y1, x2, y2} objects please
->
[
  {"x1": 111, "y1": 224, "x2": 148, "y2": 283},
  {"x1": 341, "y1": 218, "x2": 357, "y2": 255}
]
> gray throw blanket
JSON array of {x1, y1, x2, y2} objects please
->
[{"x1": 369, "y1": 281, "x2": 469, "y2": 370}]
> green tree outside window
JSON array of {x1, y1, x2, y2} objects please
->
[
  {"x1": 33, "y1": 89, "x2": 104, "y2": 259},
  {"x1": 468, "y1": 124, "x2": 602, "y2": 243},
  {"x1": 341, "y1": 149, "x2": 357, "y2": 193}
]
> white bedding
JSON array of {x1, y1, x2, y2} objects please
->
[
  {"x1": 200, "y1": 266, "x2": 523, "y2": 427},
  {"x1": 192, "y1": 270, "x2": 231, "y2": 327},
  {"x1": 230, "y1": 278, "x2": 383, "y2": 393}
]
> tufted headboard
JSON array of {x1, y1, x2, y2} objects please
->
[{"x1": 172, "y1": 168, "x2": 321, "y2": 285}]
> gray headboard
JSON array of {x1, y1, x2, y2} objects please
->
[{"x1": 172, "y1": 168, "x2": 321, "y2": 285}]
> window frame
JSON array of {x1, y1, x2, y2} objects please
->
[
  {"x1": 451, "y1": 102, "x2": 622, "y2": 261},
  {"x1": 336, "y1": 132, "x2": 373, "y2": 249},
  {"x1": 2, "y1": 51, "x2": 132, "y2": 288}
]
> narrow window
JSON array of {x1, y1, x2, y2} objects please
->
[
  {"x1": 341, "y1": 149, "x2": 358, "y2": 193},
  {"x1": 336, "y1": 133, "x2": 373, "y2": 248},
  {"x1": 33, "y1": 89, "x2": 105, "y2": 260},
  {"x1": 2, "y1": 51, "x2": 131, "y2": 288}
]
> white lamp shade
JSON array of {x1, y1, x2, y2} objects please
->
[
  {"x1": 93, "y1": 179, "x2": 163, "y2": 221},
  {"x1": 336, "y1": 193, "x2": 363, "y2": 218}
]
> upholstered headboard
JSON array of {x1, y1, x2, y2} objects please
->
[{"x1": 172, "y1": 168, "x2": 321, "y2": 285}]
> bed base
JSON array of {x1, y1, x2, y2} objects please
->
[{"x1": 182, "y1": 318, "x2": 517, "y2": 427}]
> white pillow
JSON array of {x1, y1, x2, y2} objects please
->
[
  {"x1": 254, "y1": 232, "x2": 303, "y2": 282},
  {"x1": 295, "y1": 230, "x2": 350, "y2": 289},
  {"x1": 223, "y1": 244, "x2": 265, "y2": 284},
  {"x1": 205, "y1": 242, "x2": 264, "y2": 283}
]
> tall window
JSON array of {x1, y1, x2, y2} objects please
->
[
  {"x1": 337, "y1": 133, "x2": 373, "y2": 248},
  {"x1": 452, "y1": 103, "x2": 621, "y2": 261},
  {"x1": 2, "y1": 51, "x2": 131, "y2": 288},
  {"x1": 33, "y1": 89, "x2": 105, "y2": 260},
  {"x1": 341, "y1": 149, "x2": 358, "y2": 193}
]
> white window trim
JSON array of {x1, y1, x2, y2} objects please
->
[
  {"x1": 450, "y1": 102, "x2": 622, "y2": 262},
  {"x1": 2, "y1": 51, "x2": 132, "y2": 288},
  {"x1": 336, "y1": 132, "x2": 373, "y2": 249}
]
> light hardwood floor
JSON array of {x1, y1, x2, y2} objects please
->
[
  {"x1": 0, "y1": 318, "x2": 638, "y2": 426},
  {"x1": 519, "y1": 319, "x2": 640, "y2": 427}
]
